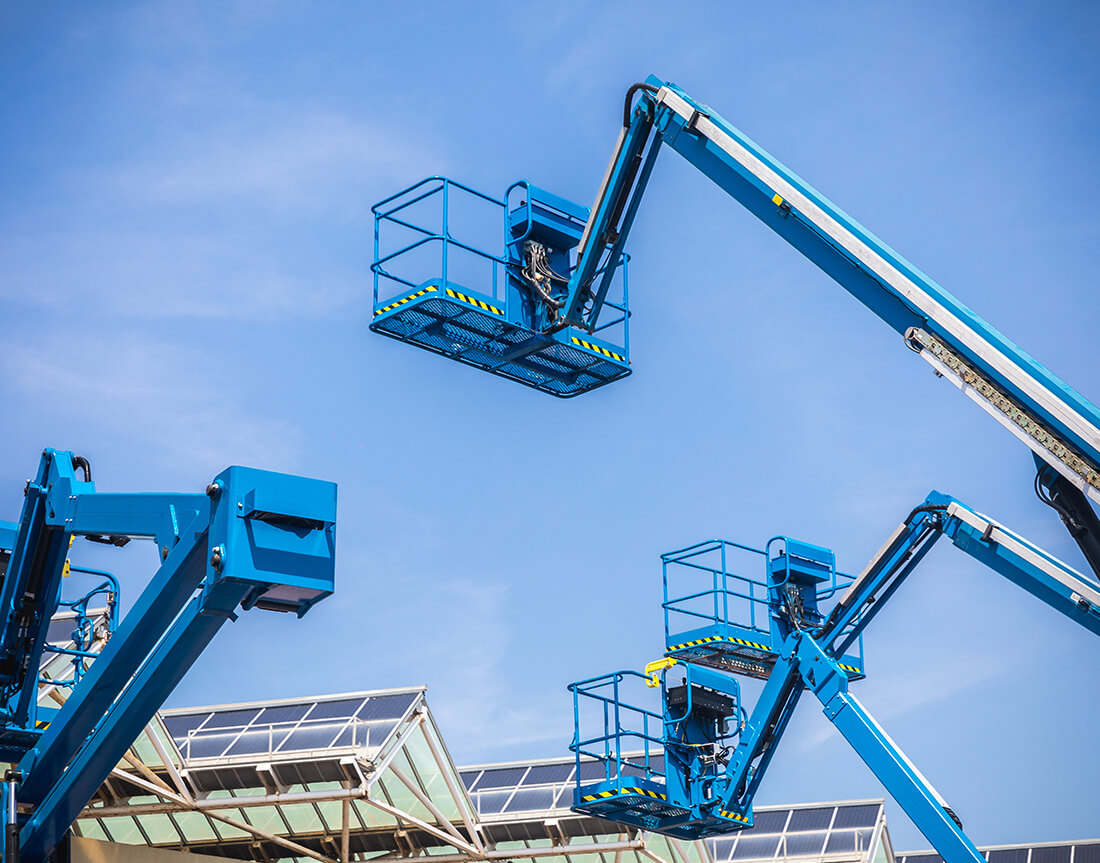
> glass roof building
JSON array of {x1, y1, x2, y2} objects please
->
[
  {"x1": 30, "y1": 616, "x2": 1097, "y2": 863},
  {"x1": 67, "y1": 686, "x2": 899, "y2": 863}
]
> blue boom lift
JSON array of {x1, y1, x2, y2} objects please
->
[
  {"x1": 370, "y1": 78, "x2": 1100, "y2": 860},
  {"x1": 0, "y1": 449, "x2": 337, "y2": 863},
  {"x1": 569, "y1": 492, "x2": 1099, "y2": 862},
  {"x1": 370, "y1": 76, "x2": 1100, "y2": 579}
]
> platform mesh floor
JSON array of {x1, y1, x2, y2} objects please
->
[{"x1": 372, "y1": 287, "x2": 629, "y2": 397}]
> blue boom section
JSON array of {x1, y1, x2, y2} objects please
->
[
  {"x1": 570, "y1": 493, "x2": 1100, "y2": 862},
  {"x1": 562, "y1": 77, "x2": 1100, "y2": 507},
  {"x1": 370, "y1": 178, "x2": 630, "y2": 397},
  {"x1": 0, "y1": 449, "x2": 337, "y2": 863}
]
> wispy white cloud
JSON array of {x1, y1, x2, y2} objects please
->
[
  {"x1": 791, "y1": 643, "x2": 1008, "y2": 752},
  {"x1": 0, "y1": 331, "x2": 304, "y2": 472},
  {"x1": 99, "y1": 108, "x2": 437, "y2": 217},
  {"x1": 384, "y1": 577, "x2": 563, "y2": 756}
]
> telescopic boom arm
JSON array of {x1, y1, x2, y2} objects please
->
[{"x1": 557, "y1": 77, "x2": 1100, "y2": 573}]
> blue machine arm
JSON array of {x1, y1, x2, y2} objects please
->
[
  {"x1": 572, "y1": 492, "x2": 1098, "y2": 862},
  {"x1": 554, "y1": 77, "x2": 1100, "y2": 572},
  {"x1": 0, "y1": 449, "x2": 338, "y2": 863}
]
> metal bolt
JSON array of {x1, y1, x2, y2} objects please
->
[
  {"x1": 210, "y1": 546, "x2": 224, "y2": 572},
  {"x1": 205, "y1": 482, "x2": 221, "y2": 499}
]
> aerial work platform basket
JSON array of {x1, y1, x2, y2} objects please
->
[
  {"x1": 371, "y1": 178, "x2": 631, "y2": 397},
  {"x1": 662, "y1": 538, "x2": 865, "y2": 681},
  {"x1": 569, "y1": 669, "x2": 749, "y2": 838}
]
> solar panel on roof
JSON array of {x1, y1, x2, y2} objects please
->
[
  {"x1": 1031, "y1": 848, "x2": 1071, "y2": 863},
  {"x1": 521, "y1": 764, "x2": 573, "y2": 785},
  {"x1": 201, "y1": 709, "x2": 261, "y2": 730},
  {"x1": 459, "y1": 771, "x2": 480, "y2": 790},
  {"x1": 161, "y1": 713, "x2": 208, "y2": 740},
  {"x1": 989, "y1": 850, "x2": 1030, "y2": 863},
  {"x1": 743, "y1": 809, "x2": 788, "y2": 834},
  {"x1": 825, "y1": 832, "x2": 857, "y2": 854},
  {"x1": 357, "y1": 692, "x2": 418, "y2": 721},
  {"x1": 256, "y1": 704, "x2": 311, "y2": 724},
  {"x1": 900, "y1": 854, "x2": 941, "y2": 863},
  {"x1": 475, "y1": 767, "x2": 528, "y2": 789},
  {"x1": 333, "y1": 719, "x2": 397, "y2": 749},
  {"x1": 502, "y1": 788, "x2": 556, "y2": 813},
  {"x1": 576, "y1": 761, "x2": 610, "y2": 782},
  {"x1": 731, "y1": 835, "x2": 781, "y2": 860},
  {"x1": 277, "y1": 724, "x2": 343, "y2": 752},
  {"x1": 223, "y1": 729, "x2": 278, "y2": 758},
  {"x1": 787, "y1": 807, "x2": 834, "y2": 832},
  {"x1": 182, "y1": 734, "x2": 234, "y2": 760},
  {"x1": 306, "y1": 698, "x2": 365, "y2": 720},
  {"x1": 832, "y1": 803, "x2": 880, "y2": 829},
  {"x1": 1075, "y1": 846, "x2": 1100, "y2": 863},
  {"x1": 784, "y1": 831, "x2": 828, "y2": 856},
  {"x1": 473, "y1": 790, "x2": 512, "y2": 815}
]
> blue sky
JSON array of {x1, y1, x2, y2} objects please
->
[{"x1": 2, "y1": 0, "x2": 1099, "y2": 852}]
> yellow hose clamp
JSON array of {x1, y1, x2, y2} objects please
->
[{"x1": 644, "y1": 657, "x2": 677, "y2": 687}]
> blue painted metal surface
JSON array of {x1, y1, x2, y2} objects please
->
[
  {"x1": 0, "y1": 449, "x2": 338, "y2": 862},
  {"x1": 370, "y1": 177, "x2": 630, "y2": 396},
  {"x1": 571, "y1": 493, "x2": 1100, "y2": 861}
]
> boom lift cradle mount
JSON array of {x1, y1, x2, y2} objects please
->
[
  {"x1": 369, "y1": 77, "x2": 1100, "y2": 577},
  {"x1": 0, "y1": 448, "x2": 338, "y2": 863},
  {"x1": 570, "y1": 492, "x2": 1100, "y2": 862}
]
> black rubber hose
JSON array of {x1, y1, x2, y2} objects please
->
[
  {"x1": 70, "y1": 455, "x2": 91, "y2": 483},
  {"x1": 623, "y1": 82, "x2": 659, "y2": 127}
]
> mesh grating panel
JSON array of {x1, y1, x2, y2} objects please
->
[{"x1": 371, "y1": 285, "x2": 629, "y2": 397}]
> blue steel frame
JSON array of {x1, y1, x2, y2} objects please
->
[
  {"x1": 370, "y1": 177, "x2": 632, "y2": 397},
  {"x1": 0, "y1": 449, "x2": 338, "y2": 863},
  {"x1": 571, "y1": 493, "x2": 1100, "y2": 863},
  {"x1": 39, "y1": 567, "x2": 120, "y2": 690}
]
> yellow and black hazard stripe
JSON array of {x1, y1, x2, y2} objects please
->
[
  {"x1": 445, "y1": 288, "x2": 503, "y2": 316},
  {"x1": 581, "y1": 787, "x2": 667, "y2": 803},
  {"x1": 374, "y1": 285, "x2": 438, "y2": 316},
  {"x1": 570, "y1": 336, "x2": 626, "y2": 363},
  {"x1": 719, "y1": 810, "x2": 751, "y2": 824},
  {"x1": 667, "y1": 634, "x2": 771, "y2": 653},
  {"x1": 837, "y1": 662, "x2": 862, "y2": 675}
]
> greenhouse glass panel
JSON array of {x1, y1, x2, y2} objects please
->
[
  {"x1": 172, "y1": 812, "x2": 218, "y2": 842},
  {"x1": 135, "y1": 813, "x2": 180, "y2": 844},
  {"x1": 353, "y1": 800, "x2": 397, "y2": 829},
  {"x1": 280, "y1": 803, "x2": 322, "y2": 834},
  {"x1": 211, "y1": 815, "x2": 251, "y2": 840},
  {"x1": 316, "y1": 799, "x2": 344, "y2": 833},
  {"x1": 101, "y1": 817, "x2": 143, "y2": 845},
  {"x1": 76, "y1": 820, "x2": 109, "y2": 842},
  {"x1": 244, "y1": 805, "x2": 286, "y2": 834}
]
